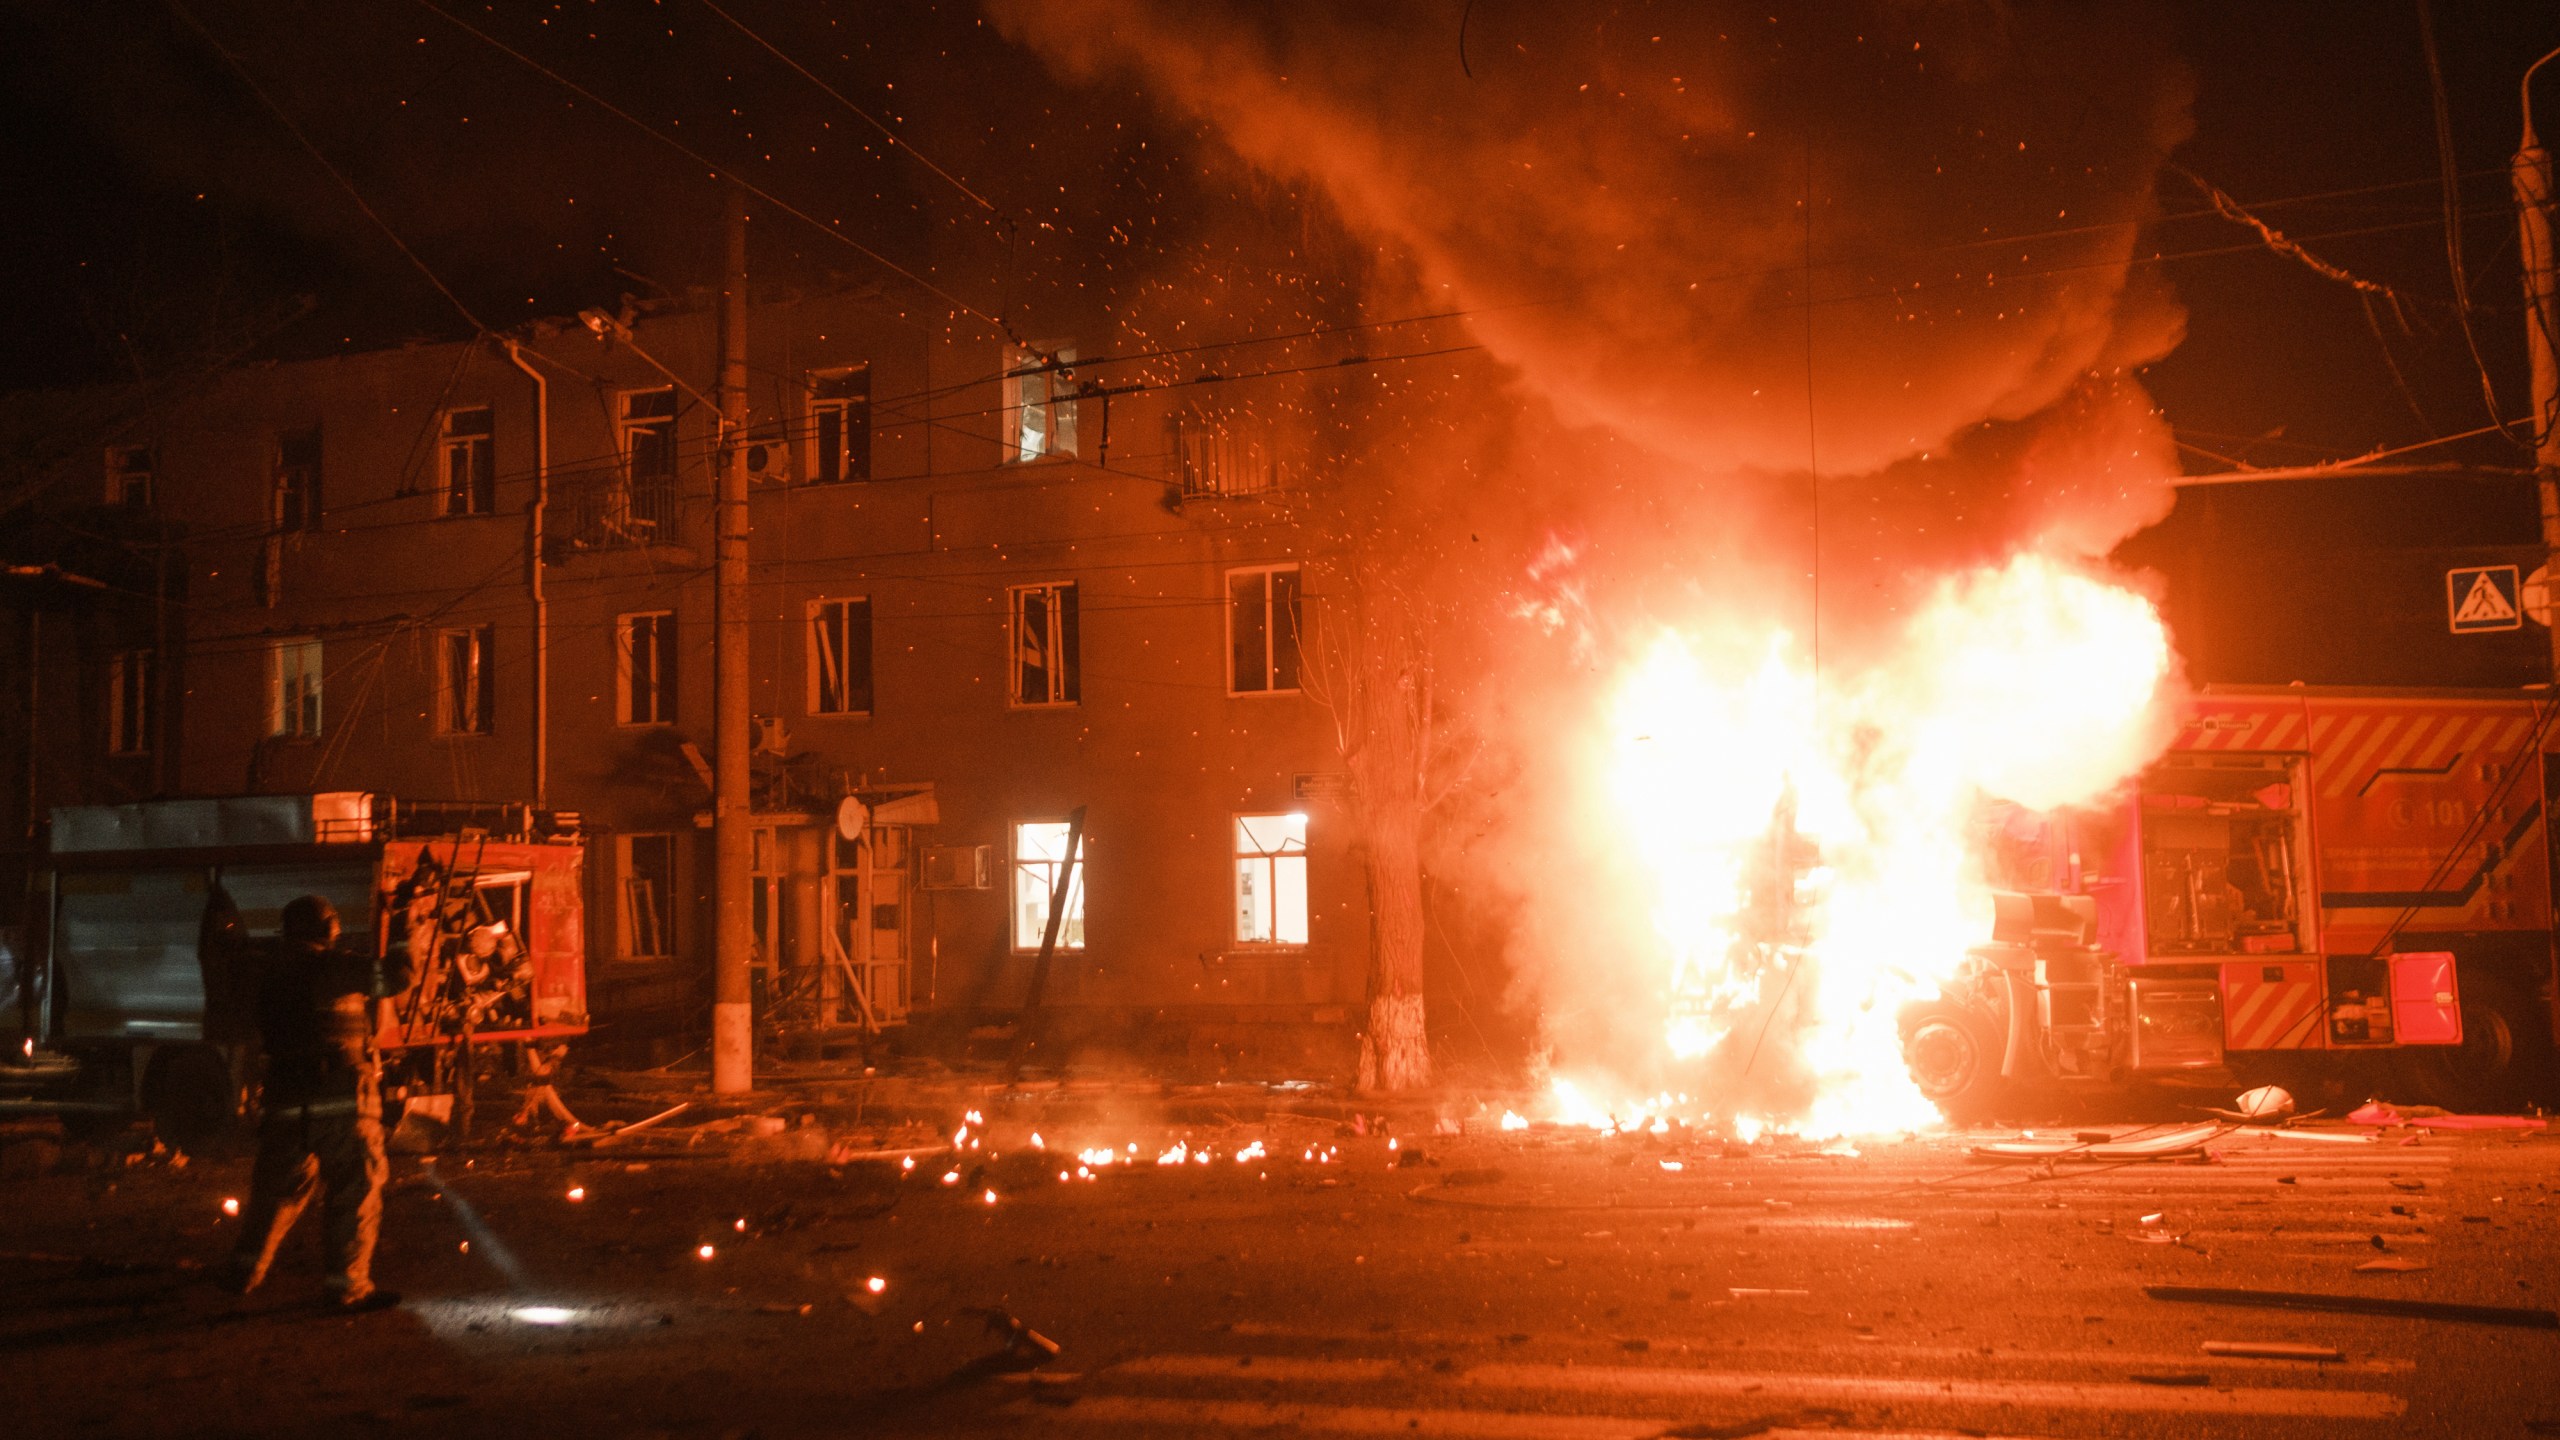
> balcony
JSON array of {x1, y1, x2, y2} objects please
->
[{"x1": 552, "y1": 470, "x2": 681, "y2": 553}]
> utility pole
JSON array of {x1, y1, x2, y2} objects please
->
[
  {"x1": 712, "y1": 186, "x2": 754, "y2": 1094},
  {"x1": 2522, "y1": 53, "x2": 2560, "y2": 672}
]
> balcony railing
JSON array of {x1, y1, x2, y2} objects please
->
[{"x1": 553, "y1": 471, "x2": 680, "y2": 551}]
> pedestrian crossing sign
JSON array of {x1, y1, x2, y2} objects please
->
[{"x1": 2447, "y1": 565, "x2": 2522, "y2": 634}]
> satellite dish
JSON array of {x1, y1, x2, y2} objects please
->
[{"x1": 835, "y1": 796, "x2": 871, "y2": 842}]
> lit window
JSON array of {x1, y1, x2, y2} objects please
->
[
  {"x1": 107, "y1": 648, "x2": 154, "y2": 756},
  {"x1": 274, "y1": 428, "x2": 322, "y2": 533},
  {"x1": 106, "y1": 444, "x2": 155, "y2": 509},
  {"x1": 617, "y1": 611, "x2": 677, "y2": 726},
  {"x1": 268, "y1": 637, "x2": 323, "y2": 738},
  {"x1": 1002, "y1": 342, "x2": 1077, "y2": 463},
  {"x1": 1009, "y1": 582, "x2": 1079, "y2": 707},
  {"x1": 621, "y1": 833, "x2": 675, "y2": 958},
  {"x1": 808, "y1": 598, "x2": 873, "y2": 716},
  {"x1": 439, "y1": 406, "x2": 496, "y2": 516},
  {"x1": 809, "y1": 367, "x2": 871, "y2": 483},
  {"x1": 437, "y1": 626, "x2": 494, "y2": 735},
  {"x1": 1228, "y1": 565, "x2": 1302, "y2": 695},
  {"x1": 1234, "y1": 814, "x2": 1309, "y2": 946},
  {"x1": 1012, "y1": 821, "x2": 1087, "y2": 951},
  {"x1": 617, "y1": 388, "x2": 679, "y2": 531}
]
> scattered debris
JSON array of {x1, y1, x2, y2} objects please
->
[
  {"x1": 2354, "y1": 1257, "x2": 2428, "y2": 1273},
  {"x1": 2205, "y1": 1086, "x2": 2296, "y2": 1122},
  {"x1": 2145, "y1": 1285, "x2": 2560, "y2": 1329},
  {"x1": 2130, "y1": 1372, "x2": 2212, "y2": 1387},
  {"x1": 1727, "y1": 1287, "x2": 1810, "y2": 1299},
  {"x1": 970, "y1": 1307, "x2": 1063, "y2": 1368},
  {"x1": 2348, "y1": 1101, "x2": 2545, "y2": 1132},
  {"x1": 2203, "y1": 1340, "x2": 2342, "y2": 1361},
  {"x1": 1973, "y1": 1124, "x2": 2221, "y2": 1161}
]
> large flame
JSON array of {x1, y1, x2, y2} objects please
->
[{"x1": 1589, "y1": 552, "x2": 2174, "y2": 1137}]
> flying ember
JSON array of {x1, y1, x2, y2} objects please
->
[{"x1": 1588, "y1": 551, "x2": 2175, "y2": 1137}]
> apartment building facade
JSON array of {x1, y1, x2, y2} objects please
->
[{"x1": 1, "y1": 287, "x2": 1371, "y2": 1066}]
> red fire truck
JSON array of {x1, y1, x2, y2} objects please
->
[
  {"x1": 1902, "y1": 685, "x2": 2557, "y2": 1119},
  {"x1": 19, "y1": 793, "x2": 587, "y2": 1145}
]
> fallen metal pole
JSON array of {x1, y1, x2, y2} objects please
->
[{"x1": 2146, "y1": 1284, "x2": 2560, "y2": 1330}]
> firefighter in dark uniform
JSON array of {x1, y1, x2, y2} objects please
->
[{"x1": 223, "y1": 895, "x2": 413, "y2": 1311}]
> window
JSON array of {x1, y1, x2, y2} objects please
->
[
  {"x1": 1012, "y1": 821, "x2": 1087, "y2": 951},
  {"x1": 1009, "y1": 582, "x2": 1079, "y2": 707},
  {"x1": 106, "y1": 444, "x2": 154, "y2": 509},
  {"x1": 438, "y1": 406, "x2": 496, "y2": 516},
  {"x1": 1002, "y1": 342, "x2": 1077, "y2": 463},
  {"x1": 1177, "y1": 413, "x2": 1279, "y2": 498},
  {"x1": 617, "y1": 387, "x2": 679, "y2": 530},
  {"x1": 107, "y1": 648, "x2": 154, "y2": 756},
  {"x1": 274, "y1": 427, "x2": 322, "y2": 532},
  {"x1": 807, "y1": 597, "x2": 873, "y2": 716},
  {"x1": 1234, "y1": 814, "x2": 1309, "y2": 946},
  {"x1": 267, "y1": 637, "x2": 323, "y2": 738},
  {"x1": 620, "y1": 833, "x2": 676, "y2": 958},
  {"x1": 617, "y1": 611, "x2": 677, "y2": 725},
  {"x1": 437, "y1": 626, "x2": 494, "y2": 735},
  {"x1": 1228, "y1": 565, "x2": 1303, "y2": 694},
  {"x1": 809, "y1": 367, "x2": 871, "y2": 483}
]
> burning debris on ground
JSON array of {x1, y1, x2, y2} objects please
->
[{"x1": 5, "y1": 3, "x2": 2560, "y2": 1436}]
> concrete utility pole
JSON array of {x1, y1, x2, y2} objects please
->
[
  {"x1": 712, "y1": 187, "x2": 754, "y2": 1094},
  {"x1": 2523, "y1": 52, "x2": 2560, "y2": 677}
]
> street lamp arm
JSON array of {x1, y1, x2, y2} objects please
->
[{"x1": 577, "y1": 308, "x2": 723, "y2": 420}]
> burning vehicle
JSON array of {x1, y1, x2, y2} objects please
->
[
  {"x1": 1903, "y1": 686, "x2": 2551, "y2": 1119},
  {"x1": 18, "y1": 792, "x2": 586, "y2": 1145}
]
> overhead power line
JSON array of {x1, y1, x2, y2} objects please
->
[
  {"x1": 165, "y1": 0, "x2": 491, "y2": 337},
  {"x1": 410, "y1": 0, "x2": 1010, "y2": 337},
  {"x1": 692, "y1": 0, "x2": 1002, "y2": 218}
]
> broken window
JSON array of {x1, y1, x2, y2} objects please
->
[
  {"x1": 1012, "y1": 820, "x2": 1087, "y2": 951},
  {"x1": 1002, "y1": 342, "x2": 1077, "y2": 463},
  {"x1": 1227, "y1": 565, "x2": 1303, "y2": 695},
  {"x1": 107, "y1": 648, "x2": 154, "y2": 756},
  {"x1": 621, "y1": 833, "x2": 675, "y2": 958},
  {"x1": 274, "y1": 427, "x2": 322, "y2": 533},
  {"x1": 809, "y1": 366, "x2": 871, "y2": 483},
  {"x1": 1010, "y1": 582, "x2": 1079, "y2": 707},
  {"x1": 617, "y1": 387, "x2": 679, "y2": 530},
  {"x1": 2138, "y1": 758, "x2": 2305, "y2": 955},
  {"x1": 106, "y1": 443, "x2": 154, "y2": 509},
  {"x1": 437, "y1": 626, "x2": 494, "y2": 735},
  {"x1": 439, "y1": 406, "x2": 496, "y2": 516},
  {"x1": 617, "y1": 611, "x2": 677, "y2": 726},
  {"x1": 1234, "y1": 813, "x2": 1309, "y2": 946},
  {"x1": 807, "y1": 597, "x2": 874, "y2": 716},
  {"x1": 267, "y1": 636, "x2": 322, "y2": 738}
]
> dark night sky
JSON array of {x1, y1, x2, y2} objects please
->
[{"x1": 1, "y1": 1, "x2": 2557, "y2": 475}]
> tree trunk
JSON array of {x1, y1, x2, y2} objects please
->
[{"x1": 1347, "y1": 608, "x2": 1431, "y2": 1093}]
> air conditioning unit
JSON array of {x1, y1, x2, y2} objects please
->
[
  {"x1": 741, "y1": 423, "x2": 794, "y2": 485},
  {"x1": 921, "y1": 844, "x2": 992, "y2": 891},
  {"x1": 751, "y1": 715, "x2": 791, "y2": 755}
]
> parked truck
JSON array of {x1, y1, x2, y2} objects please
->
[
  {"x1": 10, "y1": 792, "x2": 587, "y2": 1145},
  {"x1": 1903, "y1": 685, "x2": 2558, "y2": 1119}
]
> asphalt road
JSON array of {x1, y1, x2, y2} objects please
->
[{"x1": 10, "y1": 1103, "x2": 2560, "y2": 1439}]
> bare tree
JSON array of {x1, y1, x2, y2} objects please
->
[{"x1": 1302, "y1": 549, "x2": 1478, "y2": 1092}]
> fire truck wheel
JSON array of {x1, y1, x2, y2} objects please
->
[
  {"x1": 1901, "y1": 1002, "x2": 2011, "y2": 1124},
  {"x1": 142, "y1": 1045, "x2": 239, "y2": 1152},
  {"x1": 2406, "y1": 975, "x2": 2549, "y2": 1113}
]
